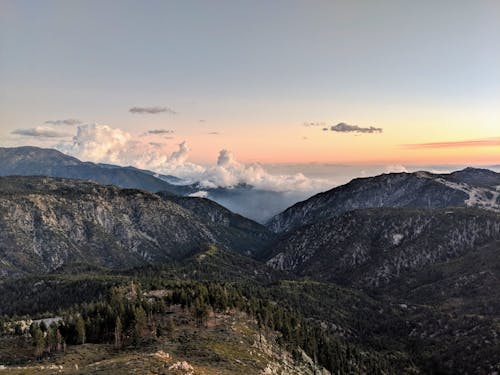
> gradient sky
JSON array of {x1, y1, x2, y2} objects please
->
[{"x1": 1, "y1": 0, "x2": 499, "y2": 165}]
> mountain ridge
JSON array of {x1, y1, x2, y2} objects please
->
[
  {"x1": 0, "y1": 176, "x2": 274, "y2": 276},
  {"x1": 266, "y1": 168, "x2": 500, "y2": 233}
]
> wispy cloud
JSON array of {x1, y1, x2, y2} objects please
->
[
  {"x1": 11, "y1": 127, "x2": 70, "y2": 138},
  {"x1": 303, "y1": 122, "x2": 325, "y2": 127},
  {"x1": 148, "y1": 129, "x2": 174, "y2": 134},
  {"x1": 45, "y1": 118, "x2": 81, "y2": 126},
  {"x1": 129, "y1": 106, "x2": 177, "y2": 114},
  {"x1": 208, "y1": 131, "x2": 219, "y2": 135},
  {"x1": 324, "y1": 122, "x2": 383, "y2": 133},
  {"x1": 403, "y1": 137, "x2": 500, "y2": 149}
]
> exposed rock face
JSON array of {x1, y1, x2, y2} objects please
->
[
  {"x1": 0, "y1": 177, "x2": 273, "y2": 276},
  {"x1": 158, "y1": 194, "x2": 274, "y2": 256},
  {"x1": 266, "y1": 169, "x2": 500, "y2": 233},
  {"x1": 266, "y1": 208, "x2": 500, "y2": 288}
]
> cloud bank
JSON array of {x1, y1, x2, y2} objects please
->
[
  {"x1": 325, "y1": 122, "x2": 383, "y2": 133},
  {"x1": 57, "y1": 123, "x2": 331, "y2": 193},
  {"x1": 129, "y1": 106, "x2": 177, "y2": 115},
  {"x1": 12, "y1": 127, "x2": 70, "y2": 138}
]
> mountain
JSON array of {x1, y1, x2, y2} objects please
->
[
  {"x1": 444, "y1": 167, "x2": 500, "y2": 189},
  {"x1": 157, "y1": 193, "x2": 273, "y2": 249},
  {"x1": 0, "y1": 176, "x2": 273, "y2": 276},
  {"x1": 0, "y1": 146, "x2": 179, "y2": 193},
  {"x1": 266, "y1": 168, "x2": 500, "y2": 233},
  {"x1": 266, "y1": 207, "x2": 500, "y2": 288},
  {"x1": 0, "y1": 146, "x2": 305, "y2": 223}
]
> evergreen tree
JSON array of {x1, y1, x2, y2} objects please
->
[
  {"x1": 114, "y1": 316, "x2": 122, "y2": 348},
  {"x1": 75, "y1": 316, "x2": 86, "y2": 345}
]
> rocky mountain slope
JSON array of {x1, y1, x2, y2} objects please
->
[
  {"x1": 0, "y1": 176, "x2": 273, "y2": 276},
  {"x1": 266, "y1": 207, "x2": 500, "y2": 288},
  {"x1": 158, "y1": 193, "x2": 272, "y2": 246},
  {"x1": 266, "y1": 168, "x2": 500, "y2": 233}
]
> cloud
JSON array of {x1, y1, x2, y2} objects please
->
[
  {"x1": 45, "y1": 119, "x2": 81, "y2": 126},
  {"x1": 208, "y1": 132, "x2": 219, "y2": 135},
  {"x1": 384, "y1": 164, "x2": 408, "y2": 173},
  {"x1": 55, "y1": 123, "x2": 331, "y2": 193},
  {"x1": 11, "y1": 126, "x2": 70, "y2": 138},
  {"x1": 403, "y1": 137, "x2": 500, "y2": 149},
  {"x1": 188, "y1": 191, "x2": 209, "y2": 198},
  {"x1": 193, "y1": 149, "x2": 330, "y2": 192},
  {"x1": 327, "y1": 122, "x2": 383, "y2": 133},
  {"x1": 148, "y1": 129, "x2": 174, "y2": 134},
  {"x1": 303, "y1": 122, "x2": 326, "y2": 127},
  {"x1": 129, "y1": 106, "x2": 177, "y2": 114}
]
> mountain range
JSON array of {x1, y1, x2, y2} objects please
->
[
  {"x1": 0, "y1": 176, "x2": 273, "y2": 276},
  {"x1": 0, "y1": 146, "x2": 499, "y2": 374},
  {"x1": 0, "y1": 146, "x2": 303, "y2": 222}
]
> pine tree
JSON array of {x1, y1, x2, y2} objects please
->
[
  {"x1": 114, "y1": 316, "x2": 122, "y2": 348},
  {"x1": 32, "y1": 325, "x2": 45, "y2": 358},
  {"x1": 75, "y1": 316, "x2": 86, "y2": 345},
  {"x1": 133, "y1": 306, "x2": 147, "y2": 344}
]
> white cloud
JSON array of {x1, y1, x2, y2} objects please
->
[
  {"x1": 188, "y1": 191, "x2": 209, "y2": 198},
  {"x1": 384, "y1": 164, "x2": 408, "y2": 173},
  {"x1": 12, "y1": 126, "x2": 70, "y2": 138},
  {"x1": 56, "y1": 123, "x2": 331, "y2": 193}
]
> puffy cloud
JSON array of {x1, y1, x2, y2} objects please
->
[
  {"x1": 11, "y1": 126, "x2": 70, "y2": 138},
  {"x1": 129, "y1": 106, "x2": 176, "y2": 114},
  {"x1": 56, "y1": 123, "x2": 331, "y2": 193},
  {"x1": 193, "y1": 149, "x2": 330, "y2": 192},
  {"x1": 45, "y1": 119, "x2": 81, "y2": 126},
  {"x1": 328, "y1": 122, "x2": 382, "y2": 133},
  {"x1": 59, "y1": 124, "x2": 132, "y2": 165}
]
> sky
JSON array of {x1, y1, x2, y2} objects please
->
[{"x1": 1, "y1": 0, "x2": 499, "y2": 182}]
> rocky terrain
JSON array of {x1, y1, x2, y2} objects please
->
[
  {"x1": 266, "y1": 168, "x2": 500, "y2": 233},
  {"x1": 0, "y1": 165, "x2": 499, "y2": 374},
  {"x1": 0, "y1": 176, "x2": 274, "y2": 276},
  {"x1": 266, "y1": 207, "x2": 500, "y2": 288}
]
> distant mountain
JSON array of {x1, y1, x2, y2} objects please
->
[
  {"x1": 266, "y1": 207, "x2": 500, "y2": 288},
  {"x1": 96, "y1": 163, "x2": 184, "y2": 184},
  {"x1": 0, "y1": 176, "x2": 274, "y2": 276},
  {"x1": 444, "y1": 167, "x2": 500, "y2": 189},
  {"x1": 266, "y1": 168, "x2": 500, "y2": 233},
  {"x1": 0, "y1": 146, "x2": 180, "y2": 193}
]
